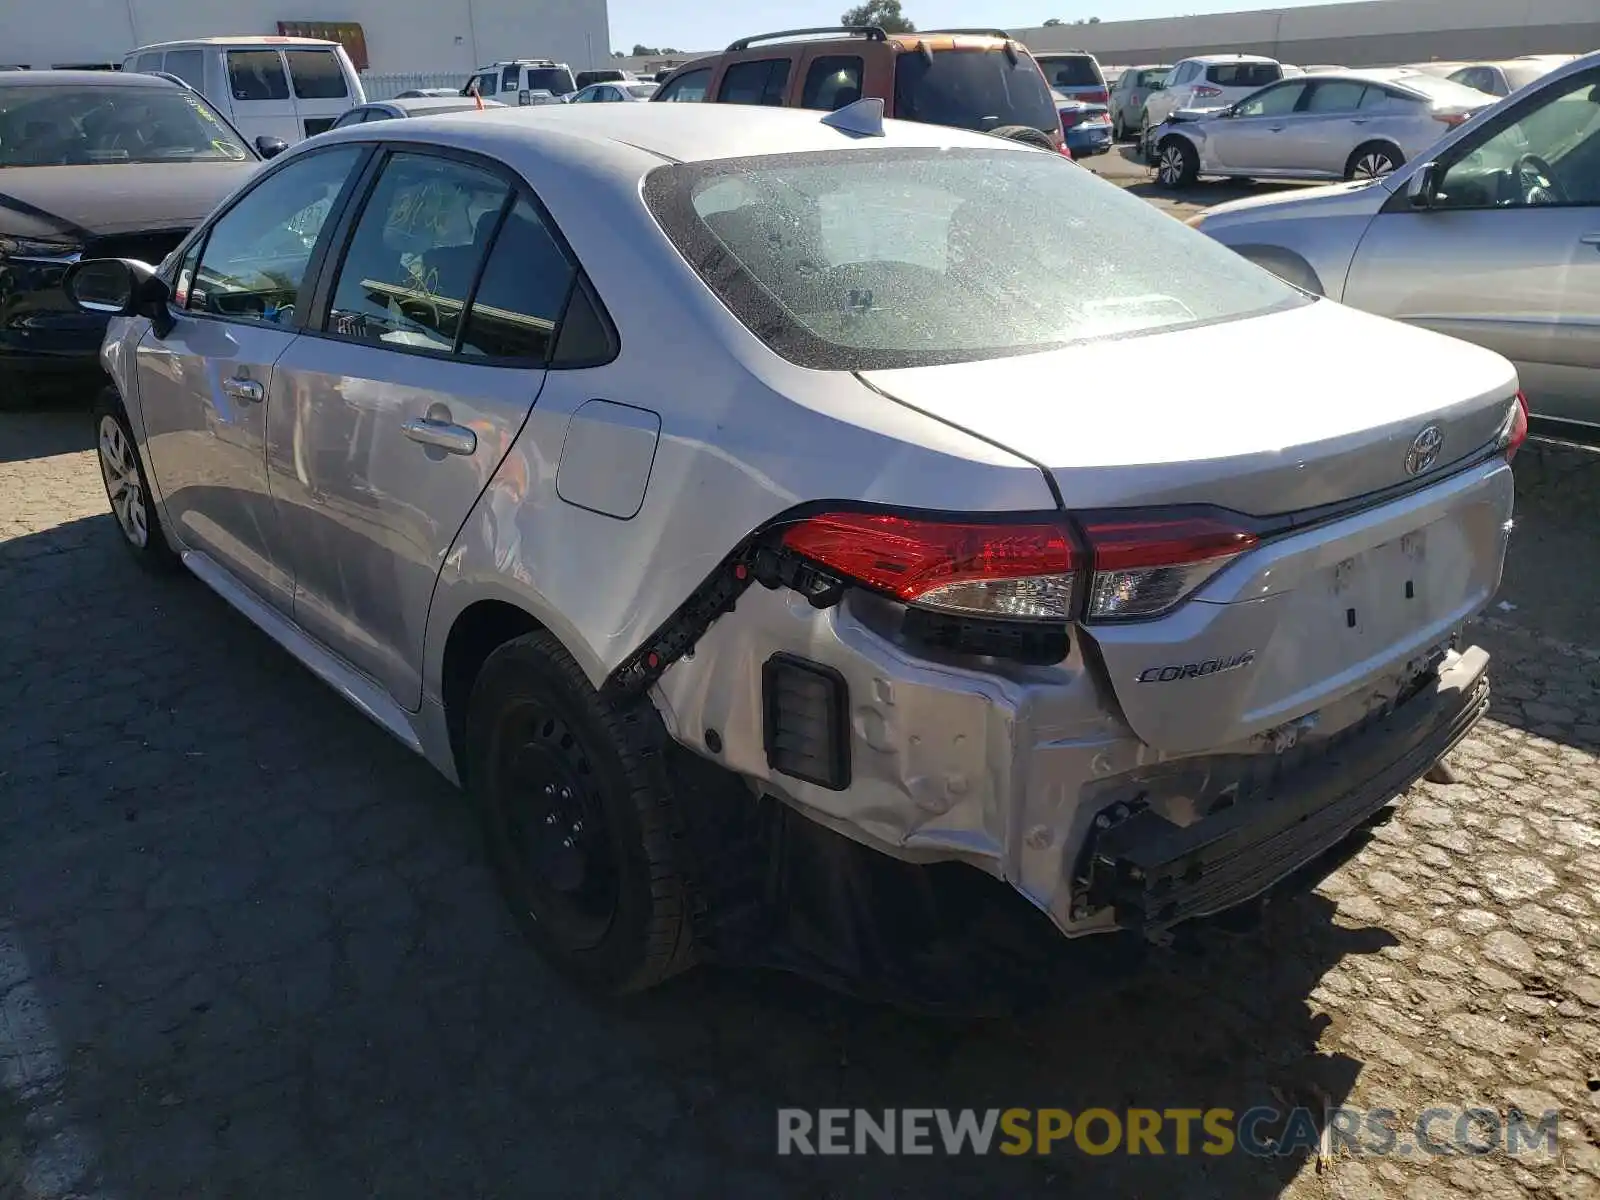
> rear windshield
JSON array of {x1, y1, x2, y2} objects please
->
[
  {"x1": 893, "y1": 49, "x2": 1060, "y2": 135},
  {"x1": 1205, "y1": 63, "x2": 1281, "y2": 88},
  {"x1": 0, "y1": 84, "x2": 251, "y2": 166},
  {"x1": 1038, "y1": 55, "x2": 1103, "y2": 89},
  {"x1": 1393, "y1": 73, "x2": 1497, "y2": 106},
  {"x1": 527, "y1": 67, "x2": 576, "y2": 95},
  {"x1": 644, "y1": 147, "x2": 1303, "y2": 371}
]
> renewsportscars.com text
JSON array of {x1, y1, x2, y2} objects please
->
[{"x1": 776, "y1": 1107, "x2": 1561, "y2": 1158}]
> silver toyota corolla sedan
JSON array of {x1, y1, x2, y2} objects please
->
[
  {"x1": 1150, "y1": 69, "x2": 1496, "y2": 188},
  {"x1": 1190, "y1": 50, "x2": 1600, "y2": 438},
  {"x1": 64, "y1": 99, "x2": 1525, "y2": 1000}
]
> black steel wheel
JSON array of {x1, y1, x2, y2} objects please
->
[{"x1": 465, "y1": 630, "x2": 696, "y2": 993}]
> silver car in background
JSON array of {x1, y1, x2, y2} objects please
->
[
  {"x1": 1448, "y1": 55, "x2": 1578, "y2": 98},
  {"x1": 65, "y1": 102, "x2": 1524, "y2": 1000},
  {"x1": 1152, "y1": 69, "x2": 1497, "y2": 188},
  {"x1": 1191, "y1": 50, "x2": 1600, "y2": 436},
  {"x1": 1108, "y1": 63, "x2": 1171, "y2": 141}
]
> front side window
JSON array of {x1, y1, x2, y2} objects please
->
[
  {"x1": 286, "y1": 49, "x2": 348, "y2": 99},
  {"x1": 228, "y1": 50, "x2": 290, "y2": 101},
  {"x1": 657, "y1": 68, "x2": 711, "y2": 102},
  {"x1": 187, "y1": 146, "x2": 361, "y2": 323},
  {"x1": 133, "y1": 53, "x2": 161, "y2": 75},
  {"x1": 719, "y1": 59, "x2": 791, "y2": 106},
  {"x1": 645, "y1": 147, "x2": 1304, "y2": 371},
  {"x1": 324, "y1": 153, "x2": 511, "y2": 352},
  {"x1": 458, "y1": 196, "x2": 576, "y2": 361},
  {"x1": 0, "y1": 84, "x2": 251, "y2": 167},
  {"x1": 894, "y1": 49, "x2": 1060, "y2": 135},
  {"x1": 472, "y1": 72, "x2": 498, "y2": 96},
  {"x1": 1234, "y1": 81, "x2": 1305, "y2": 117},
  {"x1": 1139, "y1": 69, "x2": 1168, "y2": 90},
  {"x1": 801, "y1": 56, "x2": 864, "y2": 111},
  {"x1": 1437, "y1": 70, "x2": 1600, "y2": 209}
]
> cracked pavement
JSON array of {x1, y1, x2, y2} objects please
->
[{"x1": 1, "y1": 402, "x2": 1598, "y2": 1199}]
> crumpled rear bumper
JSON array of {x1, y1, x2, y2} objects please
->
[{"x1": 1085, "y1": 645, "x2": 1489, "y2": 934}]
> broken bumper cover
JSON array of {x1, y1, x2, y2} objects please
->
[{"x1": 1085, "y1": 645, "x2": 1490, "y2": 933}]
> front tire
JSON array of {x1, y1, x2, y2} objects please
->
[
  {"x1": 465, "y1": 630, "x2": 696, "y2": 994},
  {"x1": 93, "y1": 387, "x2": 178, "y2": 571},
  {"x1": 1346, "y1": 141, "x2": 1404, "y2": 181},
  {"x1": 1156, "y1": 136, "x2": 1199, "y2": 188}
]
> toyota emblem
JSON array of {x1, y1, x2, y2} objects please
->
[{"x1": 1405, "y1": 425, "x2": 1444, "y2": 476}]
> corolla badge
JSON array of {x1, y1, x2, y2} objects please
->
[
  {"x1": 1137, "y1": 650, "x2": 1256, "y2": 684},
  {"x1": 1405, "y1": 424, "x2": 1444, "y2": 476}
]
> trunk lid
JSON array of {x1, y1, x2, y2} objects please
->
[
  {"x1": 857, "y1": 298, "x2": 1516, "y2": 515},
  {"x1": 860, "y1": 298, "x2": 1519, "y2": 754}
]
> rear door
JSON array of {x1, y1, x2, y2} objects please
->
[
  {"x1": 1294, "y1": 78, "x2": 1377, "y2": 175},
  {"x1": 1345, "y1": 64, "x2": 1600, "y2": 429},
  {"x1": 136, "y1": 144, "x2": 367, "y2": 610},
  {"x1": 284, "y1": 47, "x2": 356, "y2": 137},
  {"x1": 267, "y1": 147, "x2": 579, "y2": 707},
  {"x1": 223, "y1": 48, "x2": 300, "y2": 143}
]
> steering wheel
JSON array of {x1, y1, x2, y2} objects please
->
[{"x1": 1513, "y1": 153, "x2": 1565, "y2": 206}]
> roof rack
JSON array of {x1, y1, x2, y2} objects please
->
[
  {"x1": 726, "y1": 26, "x2": 886, "y2": 52},
  {"x1": 916, "y1": 28, "x2": 1018, "y2": 40}
]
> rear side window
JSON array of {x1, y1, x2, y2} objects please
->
[
  {"x1": 228, "y1": 50, "x2": 290, "y2": 101},
  {"x1": 657, "y1": 68, "x2": 712, "y2": 102},
  {"x1": 164, "y1": 48, "x2": 203, "y2": 89},
  {"x1": 1040, "y1": 55, "x2": 1102, "y2": 89},
  {"x1": 719, "y1": 59, "x2": 791, "y2": 106},
  {"x1": 285, "y1": 49, "x2": 348, "y2": 99},
  {"x1": 1206, "y1": 63, "x2": 1281, "y2": 88},
  {"x1": 894, "y1": 49, "x2": 1060, "y2": 135},
  {"x1": 325, "y1": 153, "x2": 511, "y2": 353},
  {"x1": 801, "y1": 56, "x2": 864, "y2": 110},
  {"x1": 1304, "y1": 80, "x2": 1367, "y2": 112},
  {"x1": 502, "y1": 66, "x2": 520, "y2": 91},
  {"x1": 459, "y1": 196, "x2": 577, "y2": 361},
  {"x1": 645, "y1": 147, "x2": 1303, "y2": 371},
  {"x1": 1139, "y1": 68, "x2": 1168, "y2": 89}
]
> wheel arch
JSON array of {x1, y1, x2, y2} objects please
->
[{"x1": 1345, "y1": 139, "x2": 1405, "y2": 180}]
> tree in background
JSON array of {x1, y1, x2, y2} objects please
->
[
  {"x1": 840, "y1": 0, "x2": 915, "y2": 33},
  {"x1": 631, "y1": 44, "x2": 682, "y2": 56}
]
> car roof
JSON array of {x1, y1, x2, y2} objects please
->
[
  {"x1": 314, "y1": 100, "x2": 1045, "y2": 173},
  {"x1": 1181, "y1": 54, "x2": 1279, "y2": 65},
  {"x1": 132, "y1": 36, "x2": 340, "y2": 50},
  {"x1": 0, "y1": 68, "x2": 180, "y2": 88},
  {"x1": 385, "y1": 97, "x2": 506, "y2": 114}
]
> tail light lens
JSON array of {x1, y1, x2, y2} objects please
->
[
  {"x1": 1060, "y1": 110, "x2": 1083, "y2": 130},
  {"x1": 1059, "y1": 141, "x2": 1074, "y2": 159},
  {"x1": 1502, "y1": 391, "x2": 1529, "y2": 461},
  {"x1": 1194, "y1": 85, "x2": 1223, "y2": 98},
  {"x1": 1087, "y1": 88, "x2": 1110, "y2": 104},
  {"x1": 1081, "y1": 515, "x2": 1258, "y2": 620},
  {"x1": 779, "y1": 508, "x2": 1260, "y2": 624},
  {"x1": 781, "y1": 512, "x2": 1077, "y2": 620},
  {"x1": 1434, "y1": 109, "x2": 1471, "y2": 127}
]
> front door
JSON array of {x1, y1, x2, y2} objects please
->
[
  {"x1": 137, "y1": 144, "x2": 366, "y2": 609},
  {"x1": 268, "y1": 148, "x2": 579, "y2": 707},
  {"x1": 1346, "y1": 65, "x2": 1600, "y2": 429},
  {"x1": 1213, "y1": 80, "x2": 1308, "y2": 172},
  {"x1": 223, "y1": 48, "x2": 301, "y2": 143}
]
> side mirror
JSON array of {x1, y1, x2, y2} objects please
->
[
  {"x1": 63, "y1": 258, "x2": 174, "y2": 335},
  {"x1": 255, "y1": 135, "x2": 288, "y2": 159},
  {"x1": 1408, "y1": 160, "x2": 1441, "y2": 208}
]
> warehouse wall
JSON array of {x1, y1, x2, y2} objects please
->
[
  {"x1": 2, "y1": 0, "x2": 610, "y2": 75},
  {"x1": 1015, "y1": 0, "x2": 1600, "y2": 67}
]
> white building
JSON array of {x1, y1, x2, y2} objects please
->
[{"x1": 1, "y1": 0, "x2": 611, "y2": 79}]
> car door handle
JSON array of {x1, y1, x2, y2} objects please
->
[
  {"x1": 1350, "y1": 118, "x2": 1369, "y2": 125},
  {"x1": 402, "y1": 417, "x2": 477, "y2": 456},
  {"x1": 1267, "y1": 124, "x2": 1284, "y2": 132},
  {"x1": 1580, "y1": 233, "x2": 1600, "y2": 247},
  {"x1": 220, "y1": 377, "x2": 264, "y2": 403}
]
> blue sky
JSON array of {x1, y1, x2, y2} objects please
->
[{"x1": 608, "y1": 0, "x2": 1339, "y2": 53}]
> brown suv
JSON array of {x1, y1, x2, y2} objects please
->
[{"x1": 651, "y1": 25, "x2": 1065, "y2": 150}]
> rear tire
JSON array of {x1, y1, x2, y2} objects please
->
[
  {"x1": 989, "y1": 125, "x2": 1057, "y2": 151},
  {"x1": 1345, "y1": 141, "x2": 1404, "y2": 181},
  {"x1": 1156, "y1": 136, "x2": 1199, "y2": 188},
  {"x1": 93, "y1": 387, "x2": 179, "y2": 572},
  {"x1": 464, "y1": 630, "x2": 697, "y2": 994}
]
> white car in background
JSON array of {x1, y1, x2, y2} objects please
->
[
  {"x1": 1141, "y1": 54, "x2": 1285, "y2": 154},
  {"x1": 1151, "y1": 69, "x2": 1498, "y2": 187}
]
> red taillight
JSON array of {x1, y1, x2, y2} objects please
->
[
  {"x1": 1087, "y1": 88, "x2": 1109, "y2": 104},
  {"x1": 1081, "y1": 515, "x2": 1258, "y2": 620},
  {"x1": 1059, "y1": 141, "x2": 1074, "y2": 159},
  {"x1": 1434, "y1": 110, "x2": 1471, "y2": 127},
  {"x1": 1060, "y1": 110, "x2": 1082, "y2": 130},
  {"x1": 780, "y1": 509, "x2": 1259, "y2": 623},
  {"x1": 781, "y1": 512, "x2": 1078, "y2": 620},
  {"x1": 1503, "y1": 391, "x2": 1530, "y2": 461},
  {"x1": 1194, "y1": 85, "x2": 1223, "y2": 98}
]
